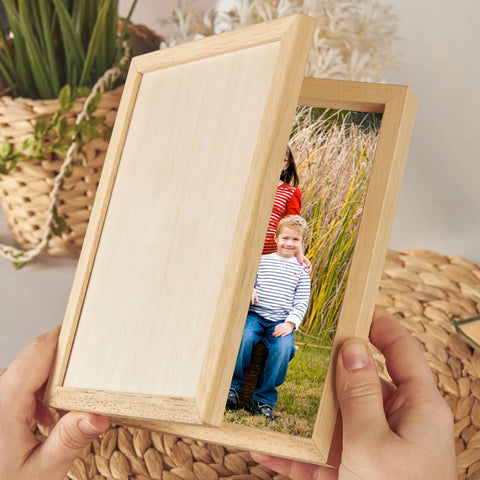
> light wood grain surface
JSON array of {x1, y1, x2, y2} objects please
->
[
  {"x1": 46, "y1": 13, "x2": 316, "y2": 431},
  {"x1": 64, "y1": 40, "x2": 282, "y2": 398}
]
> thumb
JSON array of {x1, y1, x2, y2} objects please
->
[
  {"x1": 336, "y1": 338, "x2": 388, "y2": 447},
  {"x1": 27, "y1": 412, "x2": 110, "y2": 480}
]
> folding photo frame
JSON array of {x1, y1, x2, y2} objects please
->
[{"x1": 45, "y1": 14, "x2": 417, "y2": 465}]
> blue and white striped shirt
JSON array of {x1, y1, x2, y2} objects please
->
[{"x1": 249, "y1": 253, "x2": 311, "y2": 329}]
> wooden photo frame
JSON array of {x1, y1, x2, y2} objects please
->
[{"x1": 45, "y1": 14, "x2": 417, "y2": 465}]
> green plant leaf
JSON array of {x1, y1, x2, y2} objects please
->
[
  {"x1": 0, "y1": 0, "x2": 137, "y2": 99},
  {"x1": 2, "y1": 2, "x2": 38, "y2": 97},
  {"x1": 22, "y1": 137, "x2": 36, "y2": 150},
  {"x1": 51, "y1": 0, "x2": 86, "y2": 85},
  {"x1": 0, "y1": 142, "x2": 12, "y2": 158},
  {"x1": 58, "y1": 84, "x2": 73, "y2": 112},
  {"x1": 51, "y1": 206, "x2": 67, "y2": 236},
  {"x1": 37, "y1": 0, "x2": 60, "y2": 94},
  {"x1": 117, "y1": 0, "x2": 139, "y2": 63},
  {"x1": 0, "y1": 25, "x2": 16, "y2": 95},
  {"x1": 51, "y1": 144, "x2": 70, "y2": 155},
  {"x1": 54, "y1": 117, "x2": 70, "y2": 138},
  {"x1": 86, "y1": 91, "x2": 102, "y2": 116},
  {"x1": 13, "y1": 260, "x2": 27, "y2": 270},
  {"x1": 79, "y1": 0, "x2": 112, "y2": 86},
  {"x1": 0, "y1": 57, "x2": 16, "y2": 96},
  {"x1": 16, "y1": 0, "x2": 57, "y2": 98},
  {"x1": 72, "y1": 86, "x2": 92, "y2": 99},
  {"x1": 78, "y1": 123, "x2": 101, "y2": 139},
  {"x1": 33, "y1": 117, "x2": 48, "y2": 138}
]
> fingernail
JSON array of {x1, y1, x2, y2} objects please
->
[
  {"x1": 341, "y1": 340, "x2": 370, "y2": 370},
  {"x1": 78, "y1": 418, "x2": 105, "y2": 437}
]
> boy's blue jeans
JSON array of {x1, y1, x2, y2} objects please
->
[{"x1": 230, "y1": 312, "x2": 295, "y2": 407}]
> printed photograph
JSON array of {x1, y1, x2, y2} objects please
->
[{"x1": 225, "y1": 106, "x2": 382, "y2": 437}]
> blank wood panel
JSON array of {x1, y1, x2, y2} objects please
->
[{"x1": 63, "y1": 42, "x2": 281, "y2": 397}]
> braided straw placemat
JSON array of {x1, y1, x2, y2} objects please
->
[
  {"x1": 376, "y1": 249, "x2": 480, "y2": 480},
  {"x1": 32, "y1": 249, "x2": 480, "y2": 479}
]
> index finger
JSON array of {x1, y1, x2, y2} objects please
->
[
  {"x1": 1, "y1": 326, "x2": 60, "y2": 419},
  {"x1": 370, "y1": 309, "x2": 434, "y2": 388}
]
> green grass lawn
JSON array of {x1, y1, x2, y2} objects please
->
[{"x1": 224, "y1": 334, "x2": 331, "y2": 438}]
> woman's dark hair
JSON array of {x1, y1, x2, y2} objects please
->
[{"x1": 281, "y1": 145, "x2": 299, "y2": 187}]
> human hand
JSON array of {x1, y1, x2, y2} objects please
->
[
  {"x1": 251, "y1": 289, "x2": 259, "y2": 305},
  {"x1": 295, "y1": 251, "x2": 312, "y2": 274},
  {"x1": 0, "y1": 327, "x2": 110, "y2": 480},
  {"x1": 273, "y1": 321, "x2": 295, "y2": 337},
  {"x1": 303, "y1": 256, "x2": 312, "y2": 274},
  {"x1": 252, "y1": 309, "x2": 456, "y2": 480}
]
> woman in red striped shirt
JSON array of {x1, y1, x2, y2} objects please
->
[{"x1": 263, "y1": 146, "x2": 311, "y2": 271}]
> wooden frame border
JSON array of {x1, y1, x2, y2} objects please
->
[
  {"x1": 45, "y1": 13, "x2": 316, "y2": 430},
  {"x1": 45, "y1": 16, "x2": 417, "y2": 465},
  {"x1": 299, "y1": 78, "x2": 418, "y2": 460}
]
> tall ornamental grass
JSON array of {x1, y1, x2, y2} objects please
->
[
  {"x1": 0, "y1": 0, "x2": 137, "y2": 99},
  {"x1": 291, "y1": 108, "x2": 379, "y2": 343}
]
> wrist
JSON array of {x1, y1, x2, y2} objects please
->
[{"x1": 285, "y1": 315, "x2": 298, "y2": 330}]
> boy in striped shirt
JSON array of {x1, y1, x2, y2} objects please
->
[{"x1": 227, "y1": 215, "x2": 311, "y2": 419}]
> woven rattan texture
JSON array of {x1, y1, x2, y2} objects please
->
[
  {"x1": 0, "y1": 87, "x2": 123, "y2": 257},
  {"x1": 377, "y1": 249, "x2": 480, "y2": 480},
  {"x1": 32, "y1": 249, "x2": 480, "y2": 479}
]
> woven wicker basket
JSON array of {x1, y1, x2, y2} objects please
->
[
  {"x1": 0, "y1": 86, "x2": 123, "y2": 257},
  {"x1": 0, "y1": 23, "x2": 163, "y2": 259},
  {"x1": 31, "y1": 249, "x2": 480, "y2": 479}
]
